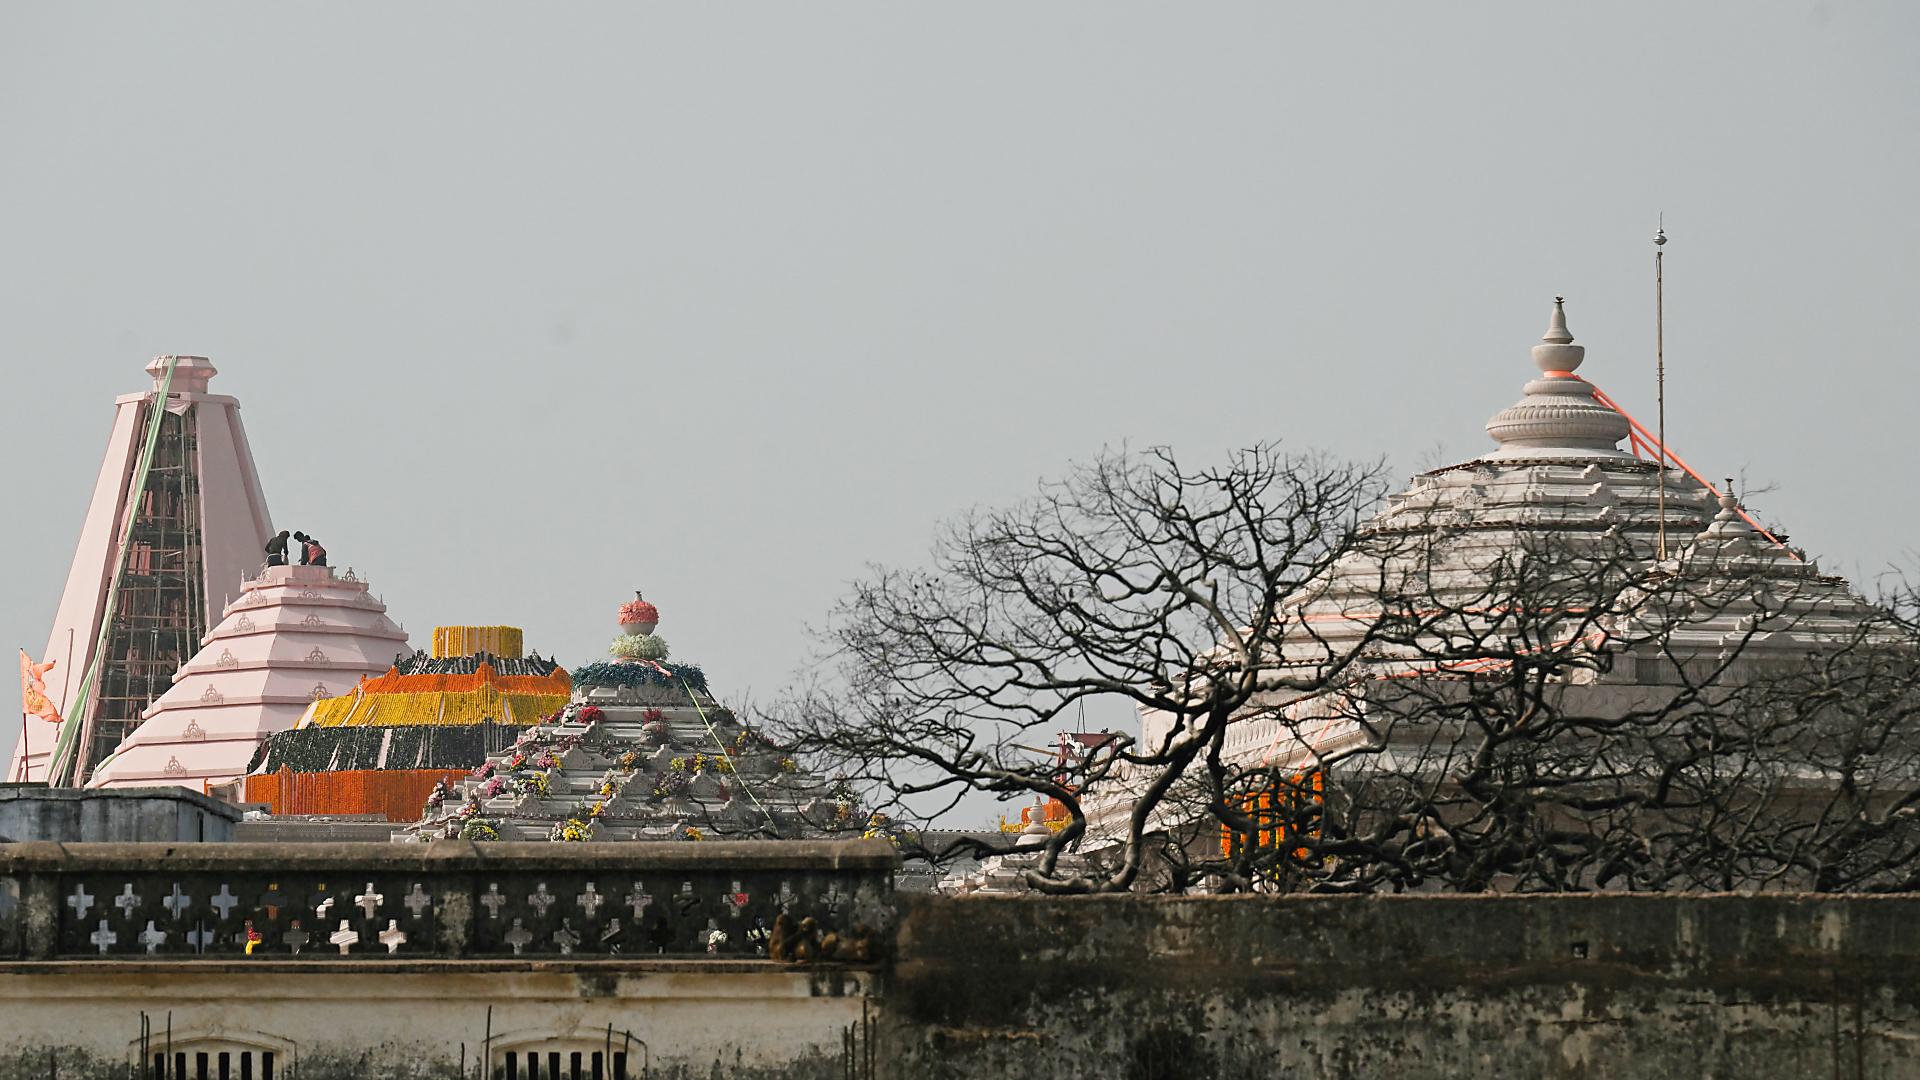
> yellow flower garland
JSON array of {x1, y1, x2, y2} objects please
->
[{"x1": 310, "y1": 689, "x2": 571, "y2": 727}]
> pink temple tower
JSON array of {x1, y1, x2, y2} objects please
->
[
  {"x1": 8, "y1": 357, "x2": 274, "y2": 786},
  {"x1": 86, "y1": 563, "x2": 411, "y2": 790}
]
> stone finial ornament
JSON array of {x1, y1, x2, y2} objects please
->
[
  {"x1": 1484, "y1": 298, "x2": 1631, "y2": 458},
  {"x1": 1532, "y1": 296, "x2": 1586, "y2": 374},
  {"x1": 1697, "y1": 482, "x2": 1758, "y2": 543}
]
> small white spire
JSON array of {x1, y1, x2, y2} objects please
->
[
  {"x1": 1698, "y1": 479, "x2": 1757, "y2": 542},
  {"x1": 1542, "y1": 296, "x2": 1574, "y2": 344},
  {"x1": 1529, "y1": 296, "x2": 1587, "y2": 375}
]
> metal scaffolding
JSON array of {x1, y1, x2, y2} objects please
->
[{"x1": 79, "y1": 403, "x2": 209, "y2": 779}]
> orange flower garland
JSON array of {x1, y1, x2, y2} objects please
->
[
  {"x1": 308, "y1": 662, "x2": 573, "y2": 727},
  {"x1": 244, "y1": 768, "x2": 470, "y2": 822}
]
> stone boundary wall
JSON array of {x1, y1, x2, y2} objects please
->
[
  {"x1": 5, "y1": 846, "x2": 1920, "y2": 1079},
  {"x1": 0, "y1": 841, "x2": 894, "y2": 1080},
  {"x1": 0, "y1": 787, "x2": 240, "y2": 843},
  {"x1": 880, "y1": 892, "x2": 1920, "y2": 1079},
  {"x1": 0, "y1": 841, "x2": 896, "y2": 960}
]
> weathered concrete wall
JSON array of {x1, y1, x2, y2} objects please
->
[
  {"x1": 0, "y1": 964, "x2": 875, "y2": 1080},
  {"x1": 0, "y1": 786, "x2": 239, "y2": 843},
  {"x1": 7, "y1": 841, "x2": 1920, "y2": 1079},
  {"x1": 880, "y1": 893, "x2": 1920, "y2": 1079}
]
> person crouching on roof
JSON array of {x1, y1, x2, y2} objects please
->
[{"x1": 265, "y1": 529, "x2": 291, "y2": 567}]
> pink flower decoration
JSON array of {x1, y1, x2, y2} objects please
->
[{"x1": 619, "y1": 599, "x2": 660, "y2": 625}]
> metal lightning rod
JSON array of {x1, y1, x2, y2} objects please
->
[{"x1": 1655, "y1": 216, "x2": 1669, "y2": 561}]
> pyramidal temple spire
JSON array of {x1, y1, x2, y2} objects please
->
[{"x1": 8, "y1": 355, "x2": 275, "y2": 785}]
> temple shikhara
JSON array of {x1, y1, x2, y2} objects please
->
[
  {"x1": 2, "y1": 348, "x2": 849, "y2": 844},
  {"x1": 9, "y1": 357, "x2": 273, "y2": 786},
  {"x1": 1063, "y1": 299, "x2": 1889, "y2": 884},
  {"x1": 399, "y1": 593, "x2": 842, "y2": 842}
]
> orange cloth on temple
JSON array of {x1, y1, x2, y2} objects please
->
[{"x1": 18, "y1": 650, "x2": 62, "y2": 724}]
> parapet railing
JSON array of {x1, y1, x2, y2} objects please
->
[{"x1": 0, "y1": 840, "x2": 897, "y2": 962}]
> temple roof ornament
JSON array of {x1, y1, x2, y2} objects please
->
[
  {"x1": 619, "y1": 592, "x2": 661, "y2": 636},
  {"x1": 1484, "y1": 298, "x2": 1633, "y2": 459},
  {"x1": 144, "y1": 355, "x2": 219, "y2": 395},
  {"x1": 1697, "y1": 483, "x2": 1758, "y2": 543}
]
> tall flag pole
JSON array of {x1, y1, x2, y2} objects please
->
[{"x1": 1655, "y1": 216, "x2": 1669, "y2": 560}]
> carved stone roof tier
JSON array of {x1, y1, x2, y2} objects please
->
[
  {"x1": 401, "y1": 682, "x2": 842, "y2": 843},
  {"x1": 1638, "y1": 492, "x2": 1887, "y2": 664},
  {"x1": 1131, "y1": 299, "x2": 1884, "y2": 778},
  {"x1": 86, "y1": 564, "x2": 412, "y2": 790},
  {"x1": 1262, "y1": 300, "x2": 1718, "y2": 672}
]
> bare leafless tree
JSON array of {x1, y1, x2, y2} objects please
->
[{"x1": 771, "y1": 443, "x2": 1920, "y2": 895}]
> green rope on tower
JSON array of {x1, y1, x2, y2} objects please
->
[{"x1": 680, "y1": 678, "x2": 781, "y2": 835}]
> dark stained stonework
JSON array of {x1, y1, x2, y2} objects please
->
[
  {"x1": 880, "y1": 892, "x2": 1920, "y2": 1078},
  {"x1": 1, "y1": 845, "x2": 1918, "y2": 1078},
  {"x1": 0, "y1": 840, "x2": 897, "y2": 961},
  {"x1": 0, "y1": 785, "x2": 240, "y2": 843}
]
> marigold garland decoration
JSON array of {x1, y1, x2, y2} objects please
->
[
  {"x1": 243, "y1": 768, "x2": 471, "y2": 822},
  {"x1": 618, "y1": 599, "x2": 660, "y2": 626},
  {"x1": 431, "y1": 626, "x2": 525, "y2": 660},
  {"x1": 307, "y1": 662, "x2": 571, "y2": 727}
]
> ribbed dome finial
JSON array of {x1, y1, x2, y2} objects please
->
[{"x1": 1484, "y1": 297, "x2": 1629, "y2": 458}]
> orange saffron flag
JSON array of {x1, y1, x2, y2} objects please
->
[{"x1": 19, "y1": 650, "x2": 62, "y2": 725}]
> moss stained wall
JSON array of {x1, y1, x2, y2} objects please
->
[
  {"x1": 5, "y1": 871, "x2": 1920, "y2": 1080},
  {"x1": 879, "y1": 893, "x2": 1920, "y2": 1080}
]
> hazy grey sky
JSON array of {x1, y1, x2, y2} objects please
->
[{"x1": 3, "y1": 3, "x2": 1916, "y2": 795}]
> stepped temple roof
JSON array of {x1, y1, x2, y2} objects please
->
[
  {"x1": 242, "y1": 626, "x2": 571, "y2": 821},
  {"x1": 402, "y1": 592, "x2": 845, "y2": 843},
  {"x1": 1246, "y1": 300, "x2": 1725, "y2": 676},
  {"x1": 85, "y1": 564, "x2": 410, "y2": 790},
  {"x1": 1130, "y1": 298, "x2": 1884, "y2": 772}
]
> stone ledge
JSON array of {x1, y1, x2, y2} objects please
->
[
  {"x1": 0, "y1": 838, "x2": 900, "y2": 872},
  {"x1": 0, "y1": 785, "x2": 241, "y2": 822},
  {"x1": 0, "y1": 958, "x2": 880, "y2": 976}
]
